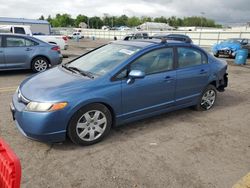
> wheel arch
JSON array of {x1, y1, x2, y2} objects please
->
[
  {"x1": 30, "y1": 55, "x2": 51, "y2": 68},
  {"x1": 67, "y1": 101, "x2": 117, "y2": 129}
]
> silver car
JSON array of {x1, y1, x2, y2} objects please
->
[{"x1": 0, "y1": 34, "x2": 63, "y2": 72}]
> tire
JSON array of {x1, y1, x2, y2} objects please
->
[
  {"x1": 214, "y1": 53, "x2": 219, "y2": 57},
  {"x1": 194, "y1": 85, "x2": 217, "y2": 111},
  {"x1": 31, "y1": 57, "x2": 49, "y2": 72},
  {"x1": 67, "y1": 103, "x2": 112, "y2": 146}
]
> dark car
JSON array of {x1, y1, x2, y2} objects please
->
[
  {"x1": 212, "y1": 38, "x2": 250, "y2": 58},
  {"x1": 11, "y1": 39, "x2": 228, "y2": 145},
  {"x1": 123, "y1": 32, "x2": 149, "y2": 40},
  {"x1": 153, "y1": 34, "x2": 193, "y2": 43},
  {"x1": 0, "y1": 33, "x2": 63, "y2": 72}
]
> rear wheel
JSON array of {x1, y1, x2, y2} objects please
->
[
  {"x1": 67, "y1": 103, "x2": 112, "y2": 145},
  {"x1": 31, "y1": 57, "x2": 49, "y2": 72},
  {"x1": 194, "y1": 85, "x2": 217, "y2": 111}
]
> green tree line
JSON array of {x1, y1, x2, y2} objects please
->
[{"x1": 39, "y1": 14, "x2": 222, "y2": 28}]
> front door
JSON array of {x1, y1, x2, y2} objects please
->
[{"x1": 120, "y1": 47, "x2": 176, "y2": 119}]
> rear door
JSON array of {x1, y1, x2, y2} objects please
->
[
  {"x1": 0, "y1": 36, "x2": 5, "y2": 69},
  {"x1": 4, "y1": 36, "x2": 35, "y2": 69},
  {"x1": 175, "y1": 47, "x2": 210, "y2": 105}
]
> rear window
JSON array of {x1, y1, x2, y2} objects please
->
[{"x1": 14, "y1": 27, "x2": 25, "y2": 34}]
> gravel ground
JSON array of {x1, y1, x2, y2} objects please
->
[{"x1": 0, "y1": 39, "x2": 250, "y2": 188}]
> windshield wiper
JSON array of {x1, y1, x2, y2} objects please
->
[
  {"x1": 67, "y1": 66, "x2": 95, "y2": 79},
  {"x1": 61, "y1": 63, "x2": 77, "y2": 74}
]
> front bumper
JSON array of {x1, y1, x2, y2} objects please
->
[
  {"x1": 217, "y1": 49, "x2": 236, "y2": 57},
  {"x1": 10, "y1": 93, "x2": 67, "y2": 143},
  {"x1": 218, "y1": 73, "x2": 228, "y2": 92}
]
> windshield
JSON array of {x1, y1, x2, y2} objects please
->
[
  {"x1": 69, "y1": 44, "x2": 141, "y2": 76},
  {"x1": 222, "y1": 39, "x2": 242, "y2": 43}
]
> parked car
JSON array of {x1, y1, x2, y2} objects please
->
[
  {"x1": 0, "y1": 34, "x2": 63, "y2": 72},
  {"x1": 123, "y1": 32, "x2": 149, "y2": 40},
  {"x1": 0, "y1": 25, "x2": 68, "y2": 50},
  {"x1": 153, "y1": 34, "x2": 193, "y2": 43},
  {"x1": 68, "y1": 32, "x2": 84, "y2": 39},
  {"x1": 11, "y1": 39, "x2": 228, "y2": 145},
  {"x1": 212, "y1": 38, "x2": 250, "y2": 58}
]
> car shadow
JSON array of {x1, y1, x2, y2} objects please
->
[
  {"x1": 51, "y1": 90, "x2": 245, "y2": 150},
  {"x1": 0, "y1": 69, "x2": 33, "y2": 77}
]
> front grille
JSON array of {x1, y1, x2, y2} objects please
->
[{"x1": 17, "y1": 90, "x2": 30, "y2": 104}]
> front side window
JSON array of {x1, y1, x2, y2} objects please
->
[
  {"x1": 0, "y1": 36, "x2": 2, "y2": 47},
  {"x1": 130, "y1": 48, "x2": 174, "y2": 75},
  {"x1": 6, "y1": 37, "x2": 26, "y2": 47},
  {"x1": 177, "y1": 47, "x2": 206, "y2": 68},
  {"x1": 69, "y1": 44, "x2": 141, "y2": 76}
]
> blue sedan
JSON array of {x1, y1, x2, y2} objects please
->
[
  {"x1": 11, "y1": 39, "x2": 228, "y2": 145},
  {"x1": 0, "y1": 34, "x2": 63, "y2": 72}
]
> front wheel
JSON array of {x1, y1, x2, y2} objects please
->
[
  {"x1": 67, "y1": 103, "x2": 112, "y2": 145},
  {"x1": 194, "y1": 85, "x2": 217, "y2": 111}
]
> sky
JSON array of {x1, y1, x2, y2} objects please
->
[{"x1": 0, "y1": 0, "x2": 249, "y2": 25}]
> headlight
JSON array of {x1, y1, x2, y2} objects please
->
[
  {"x1": 26, "y1": 102, "x2": 67, "y2": 112},
  {"x1": 16, "y1": 86, "x2": 19, "y2": 93}
]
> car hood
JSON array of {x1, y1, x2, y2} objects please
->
[
  {"x1": 213, "y1": 42, "x2": 241, "y2": 51},
  {"x1": 20, "y1": 66, "x2": 96, "y2": 102}
]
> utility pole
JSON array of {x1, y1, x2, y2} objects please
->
[{"x1": 200, "y1": 12, "x2": 205, "y2": 31}]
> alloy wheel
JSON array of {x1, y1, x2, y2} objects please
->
[
  {"x1": 76, "y1": 110, "x2": 107, "y2": 141},
  {"x1": 34, "y1": 59, "x2": 48, "y2": 72},
  {"x1": 201, "y1": 89, "x2": 216, "y2": 110}
]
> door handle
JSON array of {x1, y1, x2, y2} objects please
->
[
  {"x1": 0, "y1": 51, "x2": 3, "y2": 53},
  {"x1": 26, "y1": 48, "x2": 32, "y2": 51},
  {"x1": 164, "y1": 76, "x2": 174, "y2": 82},
  {"x1": 200, "y1": 69, "x2": 208, "y2": 74}
]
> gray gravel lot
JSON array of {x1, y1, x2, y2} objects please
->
[{"x1": 0, "y1": 39, "x2": 250, "y2": 188}]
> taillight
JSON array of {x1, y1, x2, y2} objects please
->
[
  {"x1": 51, "y1": 46, "x2": 61, "y2": 53},
  {"x1": 62, "y1": 36, "x2": 68, "y2": 41}
]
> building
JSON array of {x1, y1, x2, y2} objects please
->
[
  {"x1": 138, "y1": 22, "x2": 175, "y2": 31},
  {"x1": 79, "y1": 22, "x2": 88, "y2": 28},
  {"x1": 0, "y1": 17, "x2": 51, "y2": 34}
]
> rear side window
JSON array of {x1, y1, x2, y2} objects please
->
[
  {"x1": 177, "y1": 47, "x2": 207, "y2": 68},
  {"x1": 14, "y1": 27, "x2": 25, "y2": 34},
  {"x1": 6, "y1": 37, "x2": 26, "y2": 47},
  {"x1": 25, "y1": 39, "x2": 37, "y2": 46}
]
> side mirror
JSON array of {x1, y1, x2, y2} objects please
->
[{"x1": 127, "y1": 70, "x2": 145, "y2": 84}]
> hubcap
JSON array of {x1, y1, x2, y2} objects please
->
[
  {"x1": 34, "y1": 59, "x2": 47, "y2": 72},
  {"x1": 201, "y1": 89, "x2": 216, "y2": 110},
  {"x1": 76, "y1": 110, "x2": 107, "y2": 141}
]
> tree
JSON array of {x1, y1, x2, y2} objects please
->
[
  {"x1": 75, "y1": 14, "x2": 88, "y2": 27},
  {"x1": 127, "y1": 16, "x2": 141, "y2": 27},
  {"x1": 39, "y1": 15, "x2": 45, "y2": 20},
  {"x1": 42, "y1": 14, "x2": 222, "y2": 28}
]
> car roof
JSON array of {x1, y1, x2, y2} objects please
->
[
  {"x1": 167, "y1": 34, "x2": 190, "y2": 38},
  {"x1": 112, "y1": 39, "x2": 189, "y2": 48}
]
